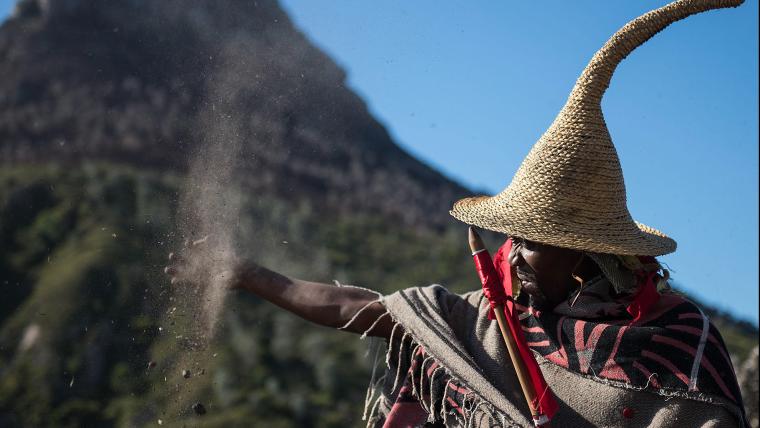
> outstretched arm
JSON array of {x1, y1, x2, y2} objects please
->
[
  {"x1": 233, "y1": 261, "x2": 393, "y2": 338},
  {"x1": 164, "y1": 243, "x2": 394, "y2": 339}
]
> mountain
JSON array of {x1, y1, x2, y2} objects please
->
[
  {"x1": 0, "y1": 0, "x2": 470, "y2": 229},
  {"x1": 0, "y1": 1, "x2": 479, "y2": 426},
  {"x1": 0, "y1": 1, "x2": 756, "y2": 427}
]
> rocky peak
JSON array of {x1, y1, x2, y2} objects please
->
[{"x1": 0, "y1": 0, "x2": 470, "y2": 228}]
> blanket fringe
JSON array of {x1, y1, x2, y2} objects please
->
[
  {"x1": 428, "y1": 366, "x2": 444, "y2": 422},
  {"x1": 409, "y1": 343, "x2": 421, "y2": 398},
  {"x1": 360, "y1": 311, "x2": 390, "y2": 339},
  {"x1": 338, "y1": 298, "x2": 382, "y2": 331},
  {"x1": 398, "y1": 329, "x2": 518, "y2": 426},
  {"x1": 360, "y1": 308, "x2": 521, "y2": 427},
  {"x1": 362, "y1": 338, "x2": 384, "y2": 420},
  {"x1": 386, "y1": 322, "x2": 402, "y2": 367},
  {"x1": 391, "y1": 331, "x2": 410, "y2": 393},
  {"x1": 364, "y1": 392, "x2": 384, "y2": 428},
  {"x1": 419, "y1": 355, "x2": 435, "y2": 409}
]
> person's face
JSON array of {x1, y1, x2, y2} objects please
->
[{"x1": 507, "y1": 236, "x2": 582, "y2": 310}]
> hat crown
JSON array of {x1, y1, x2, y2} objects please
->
[
  {"x1": 506, "y1": 105, "x2": 626, "y2": 220},
  {"x1": 451, "y1": 0, "x2": 744, "y2": 256}
]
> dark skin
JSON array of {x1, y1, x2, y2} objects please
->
[
  {"x1": 163, "y1": 233, "x2": 598, "y2": 339},
  {"x1": 508, "y1": 236, "x2": 600, "y2": 310},
  {"x1": 163, "y1": 239, "x2": 395, "y2": 337}
]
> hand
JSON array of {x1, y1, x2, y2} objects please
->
[
  {"x1": 164, "y1": 237, "x2": 391, "y2": 337},
  {"x1": 163, "y1": 235, "x2": 206, "y2": 285}
]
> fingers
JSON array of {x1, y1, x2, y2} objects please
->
[
  {"x1": 164, "y1": 263, "x2": 181, "y2": 285},
  {"x1": 165, "y1": 251, "x2": 185, "y2": 285},
  {"x1": 165, "y1": 234, "x2": 212, "y2": 286},
  {"x1": 165, "y1": 265, "x2": 188, "y2": 287}
]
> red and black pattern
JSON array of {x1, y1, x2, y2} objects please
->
[
  {"x1": 372, "y1": 281, "x2": 747, "y2": 427},
  {"x1": 515, "y1": 291, "x2": 745, "y2": 409}
]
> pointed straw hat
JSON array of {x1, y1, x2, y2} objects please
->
[{"x1": 450, "y1": 0, "x2": 744, "y2": 256}]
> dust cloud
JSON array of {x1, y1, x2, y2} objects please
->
[
  {"x1": 173, "y1": 36, "x2": 258, "y2": 341},
  {"x1": 157, "y1": 45, "x2": 255, "y2": 422},
  {"x1": 175, "y1": 117, "x2": 243, "y2": 340},
  {"x1": 153, "y1": 11, "x2": 312, "y2": 421}
]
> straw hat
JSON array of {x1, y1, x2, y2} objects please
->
[{"x1": 450, "y1": 0, "x2": 744, "y2": 256}]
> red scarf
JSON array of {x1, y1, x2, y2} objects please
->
[{"x1": 474, "y1": 239, "x2": 559, "y2": 424}]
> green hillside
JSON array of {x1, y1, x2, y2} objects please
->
[
  {"x1": 0, "y1": 164, "x2": 756, "y2": 427},
  {"x1": 0, "y1": 163, "x2": 480, "y2": 427}
]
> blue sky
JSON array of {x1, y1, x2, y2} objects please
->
[
  {"x1": 278, "y1": 1, "x2": 759, "y2": 325},
  {"x1": 1, "y1": 1, "x2": 757, "y2": 324}
]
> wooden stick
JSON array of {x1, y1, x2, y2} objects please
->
[{"x1": 468, "y1": 227, "x2": 552, "y2": 427}]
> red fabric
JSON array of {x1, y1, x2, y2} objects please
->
[
  {"x1": 492, "y1": 241, "x2": 515, "y2": 314},
  {"x1": 472, "y1": 240, "x2": 559, "y2": 422},
  {"x1": 622, "y1": 407, "x2": 635, "y2": 419},
  {"x1": 473, "y1": 250, "x2": 507, "y2": 320},
  {"x1": 382, "y1": 398, "x2": 428, "y2": 428},
  {"x1": 626, "y1": 268, "x2": 660, "y2": 324}
]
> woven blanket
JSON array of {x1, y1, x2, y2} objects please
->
[{"x1": 366, "y1": 285, "x2": 747, "y2": 427}]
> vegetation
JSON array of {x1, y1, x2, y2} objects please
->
[
  {"x1": 0, "y1": 163, "x2": 756, "y2": 427},
  {"x1": 0, "y1": 2, "x2": 754, "y2": 426},
  {"x1": 0, "y1": 163, "x2": 481, "y2": 427}
]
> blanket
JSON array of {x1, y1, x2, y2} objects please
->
[{"x1": 365, "y1": 284, "x2": 747, "y2": 427}]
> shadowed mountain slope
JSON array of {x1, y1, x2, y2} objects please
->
[{"x1": 0, "y1": 0, "x2": 470, "y2": 228}]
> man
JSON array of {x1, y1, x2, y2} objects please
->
[{"x1": 166, "y1": 0, "x2": 748, "y2": 426}]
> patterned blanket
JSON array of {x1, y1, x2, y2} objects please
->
[
  {"x1": 519, "y1": 275, "x2": 744, "y2": 406},
  {"x1": 367, "y1": 284, "x2": 747, "y2": 427}
]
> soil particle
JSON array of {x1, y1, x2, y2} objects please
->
[{"x1": 192, "y1": 402, "x2": 206, "y2": 415}]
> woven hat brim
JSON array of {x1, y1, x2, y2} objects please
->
[{"x1": 450, "y1": 195, "x2": 676, "y2": 256}]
